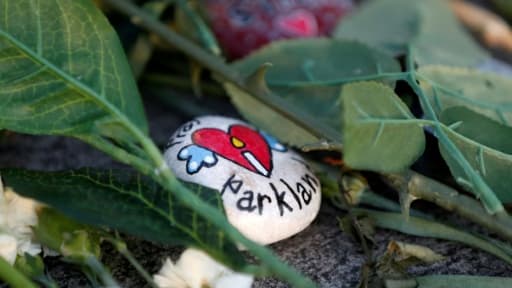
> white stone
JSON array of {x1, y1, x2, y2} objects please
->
[{"x1": 164, "y1": 116, "x2": 321, "y2": 245}]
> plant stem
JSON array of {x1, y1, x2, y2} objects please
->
[
  {"x1": 359, "y1": 190, "x2": 431, "y2": 219},
  {"x1": 78, "y1": 135, "x2": 153, "y2": 175},
  {"x1": 0, "y1": 256, "x2": 38, "y2": 288},
  {"x1": 84, "y1": 256, "x2": 120, "y2": 288},
  {"x1": 175, "y1": 0, "x2": 220, "y2": 55},
  {"x1": 105, "y1": 237, "x2": 158, "y2": 288},
  {"x1": 382, "y1": 171, "x2": 512, "y2": 242}
]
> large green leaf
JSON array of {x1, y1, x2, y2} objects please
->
[
  {"x1": 418, "y1": 66, "x2": 512, "y2": 127},
  {"x1": 1, "y1": 168, "x2": 245, "y2": 267},
  {"x1": 0, "y1": 0, "x2": 147, "y2": 144},
  {"x1": 334, "y1": 0, "x2": 488, "y2": 67},
  {"x1": 439, "y1": 107, "x2": 512, "y2": 203},
  {"x1": 227, "y1": 39, "x2": 401, "y2": 147},
  {"x1": 342, "y1": 82, "x2": 425, "y2": 172}
]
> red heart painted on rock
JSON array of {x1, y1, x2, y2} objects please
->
[
  {"x1": 192, "y1": 125, "x2": 272, "y2": 177},
  {"x1": 275, "y1": 9, "x2": 318, "y2": 37}
]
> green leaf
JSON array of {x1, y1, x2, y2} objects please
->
[
  {"x1": 1, "y1": 168, "x2": 245, "y2": 267},
  {"x1": 0, "y1": 0, "x2": 148, "y2": 155},
  {"x1": 439, "y1": 107, "x2": 512, "y2": 203},
  {"x1": 227, "y1": 39, "x2": 401, "y2": 147},
  {"x1": 418, "y1": 66, "x2": 512, "y2": 127},
  {"x1": 334, "y1": 0, "x2": 488, "y2": 67},
  {"x1": 341, "y1": 82, "x2": 425, "y2": 172},
  {"x1": 355, "y1": 209, "x2": 512, "y2": 265}
]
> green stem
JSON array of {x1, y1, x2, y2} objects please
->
[
  {"x1": 0, "y1": 257, "x2": 38, "y2": 288},
  {"x1": 176, "y1": 0, "x2": 220, "y2": 55},
  {"x1": 84, "y1": 256, "x2": 120, "y2": 288},
  {"x1": 405, "y1": 45, "x2": 506, "y2": 216},
  {"x1": 105, "y1": 237, "x2": 158, "y2": 288},
  {"x1": 359, "y1": 190, "x2": 431, "y2": 219},
  {"x1": 78, "y1": 135, "x2": 154, "y2": 175},
  {"x1": 35, "y1": 276, "x2": 59, "y2": 288},
  {"x1": 382, "y1": 171, "x2": 512, "y2": 242}
]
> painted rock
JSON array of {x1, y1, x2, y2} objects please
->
[
  {"x1": 164, "y1": 116, "x2": 321, "y2": 245},
  {"x1": 203, "y1": 0, "x2": 354, "y2": 59}
]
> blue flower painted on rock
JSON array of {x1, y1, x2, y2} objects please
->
[{"x1": 178, "y1": 145, "x2": 218, "y2": 174}]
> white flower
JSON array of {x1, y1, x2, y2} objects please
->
[
  {"x1": 0, "y1": 177, "x2": 41, "y2": 265},
  {"x1": 153, "y1": 248, "x2": 254, "y2": 288},
  {"x1": 0, "y1": 234, "x2": 17, "y2": 264}
]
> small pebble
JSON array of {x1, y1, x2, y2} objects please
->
[{"x1": 164, "y1": 116, "x2": 321, "y2": 245}]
